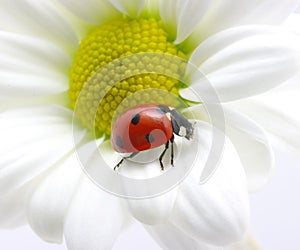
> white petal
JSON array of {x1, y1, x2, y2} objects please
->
[
  {"x1": 221, "y1": 108, "x2": 274, "y2": 191},
  {"x1": 140, "y1": 0, "x2": 161, "y2": 18},
  {"x1": 225, "y1": 232, "x2": 260, "y2": 250},
  {"x1": 186, "y1": 0, "x2": 299, "y2": 46},
  {"x1": 187, "y1": 26, "x2": 276, "y2": 73},
  {"x1": 0, "y1": 32, "x2": 71, "y2": 98},
  {"x1": 184, "y1": 104, "x2": 274, "y2": 191},
  {"x1": 0, "y1": 105, "x2": 85, "y2": 196},
  {"x1": 145, "y1": 222, "x2": 222, "y2": 250},
  {"x1": 160, "y1": 0, "x2": 211, "y2": 43},
  {"x1": 109, "y1": 0, "x2": 146, "y2": 17},
  {"x1": 171, "y1": 126, "x2": 249, "y2": 245},
  {"x1": 226, "y1": 109, "x2": 274, "y2": 191},
  {"x1": 87, "y1": 140, "x2": 179, "y2": 225},
  {"x1": 113, "y1": 148, "x2": 179, "y2": 225},
  {"x1": 175, "y1": 0, "x2": 211, "y2": 44},
  {"x1": 94, "y1": 124, "x2": 205, "y2": 224},
  {"x1": 0, "y1": 92, "x2": 70, "y2": 113},
  {"x1": 58, "y1": 0, "x2": 121, "y2": 25},
  {"x1": 27, "y1": 153, "x2": 82, "y2": 243},
  {"x1": 226, "y1": 75, "x2": 300, "y2": 163},
  {"x1": 0, "y1": 0, "x2": 78, "y2": 52},
  {"x1": 125, "y1": 189, "x2": 178, "y2": 225},
  {"x1": 282, "y1": 13, "x2": 300, "y2": 36},
  {"x1": 64, "y1": 176, "x2": 126, "y2": 250},
  {"x1": 0, "y1": 72, "x2": 67, "y2": 98},
  {"x1": 159, "y1": 0, "x2": 177, "y2": 39},
  {"x1": 0, "y1": 182, "x2": 34, "y2": 228},
  {"x1": 182, "y1": 26, "x2": 300, "y2": 102}
]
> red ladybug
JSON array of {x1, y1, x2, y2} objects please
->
[{"x1": 111, "y1": 104, "x2": 194, "y2": 170}]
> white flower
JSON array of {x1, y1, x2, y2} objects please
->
[{"x1": 0, "y1": 1, "x2": 299, "y2": 250}]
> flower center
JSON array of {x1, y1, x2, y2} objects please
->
[{"x1": 69, "y1": 18, "x2": 187, "y2": 137}]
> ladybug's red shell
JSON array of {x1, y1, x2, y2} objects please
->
[{"x1": 111, "y1": 104, "x2": 173, "y2": 153}]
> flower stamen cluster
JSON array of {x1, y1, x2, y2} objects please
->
[{"x1": 69, "y1": 18, "x2": 187, "y2": 136}]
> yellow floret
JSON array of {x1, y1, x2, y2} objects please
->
[{"x1": 69, "y1": 18, "x2": 187, "y2": 136}]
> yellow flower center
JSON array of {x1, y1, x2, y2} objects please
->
[{"x1": 69, "y1": 18, "x2": 187, "y2": 137}]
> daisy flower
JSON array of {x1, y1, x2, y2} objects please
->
[{"x1": 0, "y1": 0, "x2": 299, "y2": 250}]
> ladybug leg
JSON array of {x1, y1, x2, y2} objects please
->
[
  {"x1": 159, "y1": 141, "x2": 169, "y2": 171},
  {"x1": 114, "y1": 152, "x2": 139, "y2": 171},
  {"x1": 170, "y1": 136, "x2": 174, "y2": 167},
  {"x1": 114, "y1": 158, "x2": 124, "y2": 171}
]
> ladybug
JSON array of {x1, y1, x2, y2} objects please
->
[{"x1": 111, "y1": 104, "x2": 194, "y2": 171}]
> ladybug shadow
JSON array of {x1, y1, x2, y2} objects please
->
[
  {"x1": 117, "y1": 145, "x2": 175, "y2": 179},
  {"x1": 115, "y1": 137, "x2": 185, "y2": 179}
]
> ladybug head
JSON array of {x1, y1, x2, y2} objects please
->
[
  {"x1": 170, "y1": 108, "x2": 195, "y2": 140},
  {"x1": 185, "y1": 121, "x2": 195, "y2": 140}
]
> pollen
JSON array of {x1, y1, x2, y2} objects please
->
[{"x1": 69, "y1": 18, "x2": 187, "y2": 137}]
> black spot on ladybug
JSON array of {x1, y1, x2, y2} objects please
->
[
  {"x1": 146, "y1": 133, "x2": 154, "y2": 143},
  {"x1": 157, "y1": 105, "x2": 170, "y2": 114},
  {"x1": 131, "y1": 113, "x2": 140, "y2": 125},
  {"x1": 116, "y1": 136, "x2": 124, "y2": 148}
]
